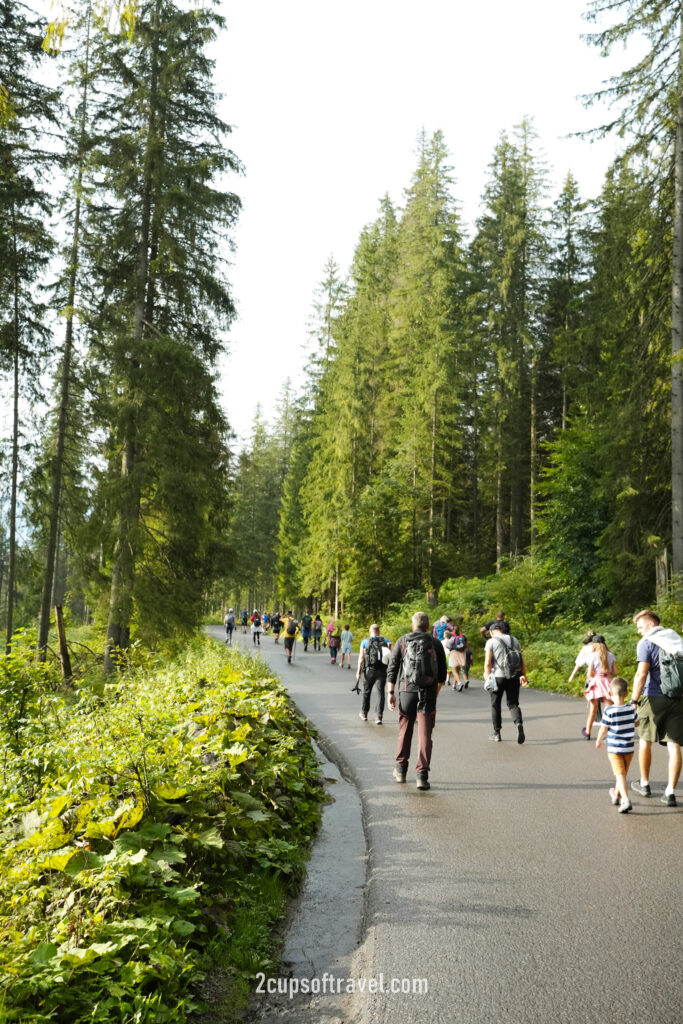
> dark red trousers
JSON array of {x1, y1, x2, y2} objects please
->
[{"x1": 396, "y1": 708, "x2": 436, "y2": 775}]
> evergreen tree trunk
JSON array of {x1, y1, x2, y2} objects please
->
[
  {"x1": 530, "y1": 351, "x2": 537, "y2": 552},
  {"x1": 672, "y1": 13, "x2": 683, "y2": 583},
  {"x1": 5, "y1": 207, "x2": 20, "y2": 654},
  {"x1": 37, "y1": 183, "x2": 82, "y2": 659},
  {"x1": 495, "y1": 414, "x2": 504, "y2": 573}
]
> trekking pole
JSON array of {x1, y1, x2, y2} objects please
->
[{"x1": 291, "y1": 636, "x2": 296, "y2": 664}]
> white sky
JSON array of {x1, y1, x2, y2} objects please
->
[{"x1": 214, "y1": 0, "x2": 633, "y2": 446}]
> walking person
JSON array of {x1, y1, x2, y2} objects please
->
[
  {"x1": 328, "y1": 629, "x2": 340, "y2": 664},
  {"x1": 596, "y1": 676, "x2": 639, "y2": 814},
  {"x1": 325, "y1": 618, "x2": 336, "y2": 649},
  {"x1": 630, "y1": 609, "x2": 683, "y2": 806},
  {"x1": 223, "y1": 608, "x2": 235, "y2": 645},
  {"x1": 339, "y1": 624, "x2": 354, "y2": 670},
  {"x1": 301, "y1": 612, "x2": 313, "y2": 652},
  {"x1": 450, "y1": 625, "x2": 469, "y2": 690},
  {"x1": 312, "y1": 614, "x2": 323, "y2": 651},
  {"x1": 283, "y1": 612, "x2": 299, "y2": 665},
  {"x1": 480, "y1": 610, "x2": 510, "y2": 639},
  {"x1": 240, "y1": 609, "x2": 248, "y2": 634},
  {"x1": 582, "y1": 634, "x2": 616, "y2": 739},
  {"x1": 386, "y1": 612, "x2": 447, "y2": 790},
  {"x1": 356, "y1": 624, "x2": 391, "y2": 723},
  {"x1": 272, "y1": 612, "x2": 282, "y2": 643},
  {"x1": 251, "y1": 610, "x2": 262, "y2": 646},
  {"x1": 484, "y1": 623, "x2": 528, "y2": 744}
]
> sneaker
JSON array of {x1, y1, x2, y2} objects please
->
[
  {"x1": 456, "y1": 682, "x2": 463, "y2": 691},
  {"x1": 517, "y1": 724, "x2": 525, "y2": 745},
  {"x1": 358, "y1": 711, "x2": 367, "y2": 721},
  {"x1": 609, "y1": 787, "x2": 620, "y2": 806},
  {"x1": 489, "y1": 731, "x2": 501, "y2": 742},
  {"x1": 618, "y1": 799, "x2": 632, "y2": 814},
  {"x1": 631, "y1": 780, "x2": 651, "y2": 797},
  {"x1": 661, "y1": 792, "x2": 677, "y2": 807},
  {"x1": 464, "y1": 680, "x2": 469, "y2": 688},
  {"x1": 581, "y1": 728, "x2": 591, "y2": 739},
  {"x1": 392, "y1": 767, "x2": 407, "y2": 783},
  {"x1": 416, "y1": 773, "x2": 430, "y2": 790},
  {"x1": 375, "y1": 717, "x2": 383, "y2": 725}
]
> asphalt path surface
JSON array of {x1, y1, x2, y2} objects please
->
[{"x1": 210, "y1": 627, "x2": 683, "y2": 1024}]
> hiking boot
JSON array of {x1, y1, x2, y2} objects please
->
[
  {"x1": 416, "y1": 773, "x2": 430, "y2": 790},
  {"x1": 631, "y1": 780, "x2": 651, "y2": 797},
  {"x1": 358, "y1": 711, "x2": 367, "y2": 721},
  {"x1": 392, "y1": 767, "x2": 407, "y2": 783},
  {"x1": 517, "y1": 723, "x2": 525, "y2": 745},
  {"x1": 489, "y1": 731, "x2": 501, "y2": 742},
  {"x1": 661, "y1": 792, "x2": 677, "y2": 807}
]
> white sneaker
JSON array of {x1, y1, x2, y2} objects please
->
[
  {"x1": 375, "y1": 717, "x2": 383, "y2": 725},
  {"x1": 358, "y1": 711, "x2": 367, "y2": 721},
  {"x1": 618, "y1": 799, "x2": 632, "y2": 814},
  {"x1": 609, "y1": 787, "x2": 620, "y2": 806}
]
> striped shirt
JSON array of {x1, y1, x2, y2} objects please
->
[{"x1": 601, "y1": 703, "x2": 638, "y2": 754}]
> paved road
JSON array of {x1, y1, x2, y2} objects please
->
[{"x1": 211, "y1": 628, "x2": 683, "y2": 1024}]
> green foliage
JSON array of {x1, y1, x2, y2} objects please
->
[{"x1": 0, "y1": 636, "x2": 323, "y2": 1023}]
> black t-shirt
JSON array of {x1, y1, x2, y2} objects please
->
[{"x1": 484, "y1": 619, "x2": 510, "y2": 635}]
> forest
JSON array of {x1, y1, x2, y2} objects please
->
[
  {"x1": 2, "y1": 1, "x2": 683, "y2": 1021},
  {"x1": 2, "y1": 0, "x2": 683, "y2": 656}
]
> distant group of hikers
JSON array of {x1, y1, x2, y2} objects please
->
[{"x1": 222, "y1": 603, "x2": 683, "y2": 810}]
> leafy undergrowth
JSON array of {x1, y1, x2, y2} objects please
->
[{"x1": 0, "y1": 636, "x2": 324, "y2": 1023}]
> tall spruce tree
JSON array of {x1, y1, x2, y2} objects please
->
[
  {"x1": 386, "y1": 130, "x2": 463, "y2": 590},
  {"x1": 36, "y1": 0, "x2": 96, "y2": 660},
  {"x1": 584, "y1": 0, "x2": 683, "y2": 580},
  {"x1": 471, "y1": 122, "x2": 547, "y2": 566},
  {"x1": 0, "y1": 0, "x2": 57, "y2": 650},
  {"x1": 80, "y1": 0, "x2": 240, "y2": 664}
]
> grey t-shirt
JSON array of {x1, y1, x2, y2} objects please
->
[{"x1": 485, "y1": 634, "x2": 521, "y2": 679}]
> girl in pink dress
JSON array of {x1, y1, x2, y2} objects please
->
[{"x1": 582, "y1": 635, "x2": 617, "y2": 739}]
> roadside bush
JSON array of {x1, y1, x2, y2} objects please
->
[{"x1": 0, "y1": 637, "x2": 323, "y2": 1023}]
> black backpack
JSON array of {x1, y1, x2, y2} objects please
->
[
  {"x1": 401, "y1": 635, "x2": 438, "y2": 692},
  {"x1": 365, "y1": 637, "x2": 386, "y2": 676}
]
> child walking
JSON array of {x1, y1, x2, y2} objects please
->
[
  {"x1": 583, "y1": 634, "x2": 617, "y2": 739},
  {"x1": 596, "y1": 676, "x2": 639, "y2": 814},
  {"x1": 340, "y1": 624, "x2": 353, "y2": 669}
]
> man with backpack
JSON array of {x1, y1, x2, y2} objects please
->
[
  {"x1": 386, "y1": 612, "x2": 448, "y2": 790},
  {"x1": 300, "y1": 612, "x2": 313, "y2": 652},
  {"x1": 630, "y1": 609, "x2": 683, "y2": 807},
  {"x1": 355, "y1": 624, "x2": 391, "y2": 724},
  {"x1": 484, "y1": 623, "x2": 528, "y2": 744},
  {"x1": 283, "y1": 612, "x2": 299, "y2": 664},
  {"x1": 224, "y1": 608, "x2": 235, "y2": 645}
]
